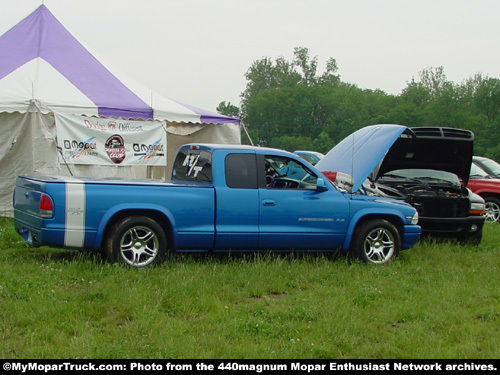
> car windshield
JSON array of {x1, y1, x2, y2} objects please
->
[
  {"x1": 380, "y1": 169, "x2": 460, "y2": 185},
  {"x1": 470, "y1": 163, "x2": 489, "y2": 178},
  {"x1": 310, "y1": 152, "x2": 325, "y2": 160},
  {"x1": 477, "y1": 157, "x2": 500, "y2": 175},
  {"x1": 295, "y1": 151, "x2": 325, "y2": 166}
]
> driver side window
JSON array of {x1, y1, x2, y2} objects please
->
[{"x1": 265, "y1": 155, "x2": 318, "y2": 189}]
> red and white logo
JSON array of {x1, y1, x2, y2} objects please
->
[{"x1": 104, "y1": 134, "x2": 126, "y2": 164}]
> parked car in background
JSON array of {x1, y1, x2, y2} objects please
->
[
  {"x1": 294, "y1": 151, "x2": 324, "y2": 166},
  {"x1": 317, "y1": 125, "x2": 485, "y2": 244},
  {"x1": 472, "y1": 156, "x2": 500, "y2": 178},
  {"x1": 468, "y1": 160, "x2": 500, "y2": 223},
  {"x1": 281, "y1": 151, "x2": 325, "y2": 179}
]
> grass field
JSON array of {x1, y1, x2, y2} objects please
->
[{"x1": 0, "y1": 217, "x2": 499, "y2": 359}]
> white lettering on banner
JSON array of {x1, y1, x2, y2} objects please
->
[{"x1": 55, "y1": 113, "x2": 167, "y2": 166}]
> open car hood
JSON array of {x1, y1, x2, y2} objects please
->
[{"x1": 316, "y1": 125, "x2": 474, "y2": 192}]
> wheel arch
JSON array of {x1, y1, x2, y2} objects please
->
[
  {"x1": 94, "y1": 204, "x2": 177, "y2": 250},
  {"x1": 478, "y1": 192, "x2": 500, "y2": 200},
  {"x1": 343, "y1": 212, "x2": 405, "y2": 250}
]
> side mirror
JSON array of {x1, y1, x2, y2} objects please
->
[{"x1": 316, "y1": 178, "x2": 328, "y2": 191}]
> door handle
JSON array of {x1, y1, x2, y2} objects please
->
[{"x1": 262, "y1": 199, "x2": 276, "y2": 206}]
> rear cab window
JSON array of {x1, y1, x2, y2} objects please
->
[
  {"x1": 225, "y1": 153, "x2": 258, "y2": 189},
  {"x1": 172, "y1": 148, "x2": 213, "y2": 183}
]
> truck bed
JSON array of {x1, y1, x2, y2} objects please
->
[{"x1": 14, "y1": 175, "x2": 215, "y2": 250}]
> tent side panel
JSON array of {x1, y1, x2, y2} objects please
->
[{"x1": 0, "y1": 111, "x2": 61, "y2": 217}]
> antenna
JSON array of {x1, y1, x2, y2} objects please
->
[{"x1": 350, "y1": 130, "x2": 355, "y2": 196}]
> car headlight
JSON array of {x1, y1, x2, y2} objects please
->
[
  {"x1": 470, "y1": 202, "x2": 486, "y2": 215},
  {"x1": 408, "y1": 212, "x2": 419, "y2": 225}
]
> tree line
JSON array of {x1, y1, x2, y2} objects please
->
[{"x1": 217, "y1": 47, "x2": 500, "y2": 161}]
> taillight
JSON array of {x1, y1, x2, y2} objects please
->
[{"x1": 39, "y1": 193, "x2": 54, "y2": 218}]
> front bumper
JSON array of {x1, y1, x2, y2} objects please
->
[
  {"x1": 402, "y1": 224, "x2": 421, "y2": 249},
  {"x1": 418, "y1": 215, "x2": 485, "y2": 237}
]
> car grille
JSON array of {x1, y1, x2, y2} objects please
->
[{"x1": 410, "y1": 196, "x2": 469, "y2": 218}]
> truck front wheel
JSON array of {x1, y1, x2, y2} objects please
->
[
  {"x1": 350, "y1": 219, "x2": 400, "y2": 264},
  {"x1": 484, "y1": 197, "x2": 500, "y2": 223},
  {"x1": 104, "y1": 216, "x2": 167, "y2": 267}
]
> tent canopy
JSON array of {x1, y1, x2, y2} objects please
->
[
  {"x1": 0, "y1": 5, "x2": 241, "y2": 217},
  {"x1": 0, "y1": 5, "x2": 239, "y2": 125}
]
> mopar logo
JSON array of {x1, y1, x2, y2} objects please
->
[
  {"x1": 64, "y1": 138, "x2": 97, "y2": 150},
  {"x1": 133, "y1": 140, "x2": 165, "y2": 159},
  {"x1": 133, "y1": 143, "x2": 164, "y2": 153}
]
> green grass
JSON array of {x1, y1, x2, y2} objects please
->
[{"x1": 1, "y1": 217, "x2": 499, "y2": 359}]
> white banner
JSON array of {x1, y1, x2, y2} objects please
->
[{"x1": 55, "y1": 113, "x2": 167, "y2": 166}]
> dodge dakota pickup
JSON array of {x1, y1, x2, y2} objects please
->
[{"x1": 14, "y1": 144, "x2": 421, "y2": 267}]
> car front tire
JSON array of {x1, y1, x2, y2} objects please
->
[{"x1": 350, "y1": 219, "x2": 401, "y2": 264}]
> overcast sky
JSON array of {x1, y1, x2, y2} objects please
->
[{"x1": 1, "y1": 0, "x2": 500, "y2": 112}]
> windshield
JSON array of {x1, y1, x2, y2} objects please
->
[
  {"x1": 477, "y1": 157, "x2": 500, "y2": 175},
  {"x1": 295, "y1": 151, "x2": 325, "y2": 166},
  {"x1": 470, "y1": 163, "x2": 489, "y2": 178},
  {"x1": 380, "y1": 169, "x2": 460, "y2": 185},
  {"x1": 310, "y1": 152, "x2": 325, "y2": 160}
]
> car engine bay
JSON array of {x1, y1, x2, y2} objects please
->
[{"x1": 365, "y1": 178, "x2": 470, "y2": 218}]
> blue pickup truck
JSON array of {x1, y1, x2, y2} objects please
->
[{"x1": 13, "y1": 144, "x2": 421, "y2": 267}]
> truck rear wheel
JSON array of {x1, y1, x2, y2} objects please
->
[
  {"x1": 350, "y1": 219, "x2": 400, "y2": 264},
  {"x1": 104, "y1": 216, "x2": 167, "y2": 267}
]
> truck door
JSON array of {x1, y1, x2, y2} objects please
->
[
  {"x1": 258, "y1": 154, "x2": 349, "y2": 250},
  {"x1": 214, "y1": 152, "x2": 260, "y2": 249}
]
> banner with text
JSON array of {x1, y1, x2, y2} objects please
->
[{"x1": 55, "y1": 113, "x2": 167, "y2": 166}]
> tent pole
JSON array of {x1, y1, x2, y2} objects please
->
[
  {"x1": 57, "y1": 146, "x2": 74, "y2": 176},
  {"x1": 162, "y1": 122, "x2": 168, "y2": 181},
  {"x1": 240, "y1": 122, "x2": 254, "y2": 146}
]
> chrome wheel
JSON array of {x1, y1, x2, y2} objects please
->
[
  {"x1": 485, "y1": 200, "x2": 500, "y2": 222},
  {"x1": 119, "y1": 225, "x2": 160, "y2": 267},
  {"x1": 363, "y1": 227, "x2": 395, "y2": 264}
]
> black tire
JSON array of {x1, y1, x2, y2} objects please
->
[
  {"x1": 460, "y1": 228, "x2": 483, "y2": 246},
  {"x1": 350, "y1": 219, "x2": 401, "y2": 264},
  {"x1": 484, "y1": 197, "x2": 500, "y2": 223},
  {"x1": 104, "y1": 216, "x2": 167, "y2": 267}
]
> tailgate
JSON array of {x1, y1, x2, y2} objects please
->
[
  {"x1": 14, "y1": 177, "x2": 47, "y2": 217},
  {"x1": 13, "y1": 176, "x2": 48, "y2": 246},
  {"x1": 13, "y1": 176, "x2": 67, "y2": 247}
]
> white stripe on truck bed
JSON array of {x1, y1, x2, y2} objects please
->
[{"x1": 64, "y1": 179, "x2": 86, "y2": 248}]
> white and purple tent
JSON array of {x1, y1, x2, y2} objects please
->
[{"x1": 0, "y1": 5, "x2": 240, "y2": 216}]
